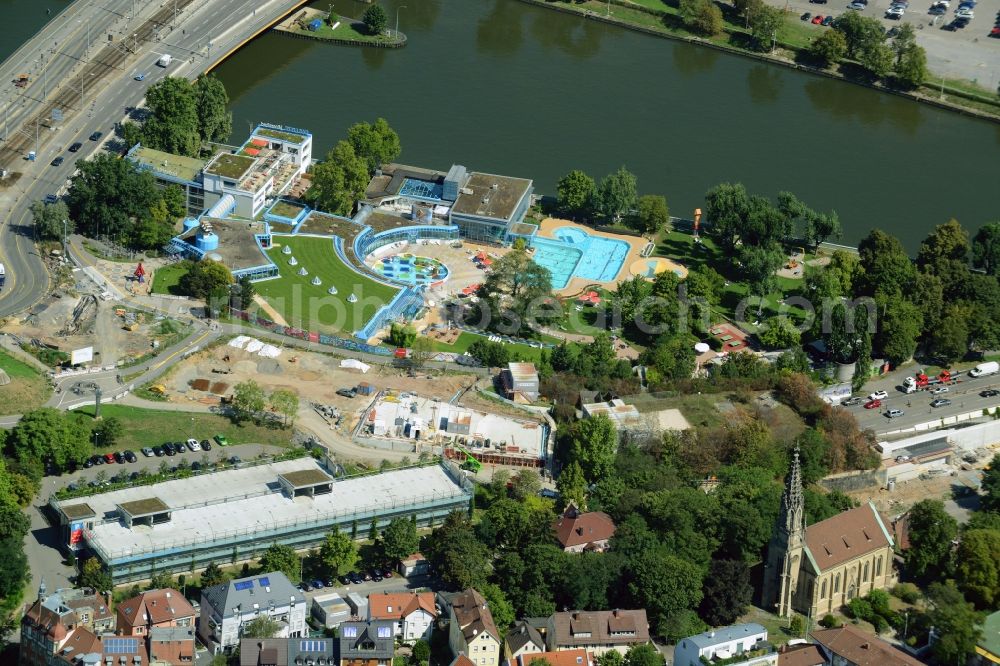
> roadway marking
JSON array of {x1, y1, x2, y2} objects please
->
[{"x1": 149, "y1": 328, "x2": 212, "y2": 373}]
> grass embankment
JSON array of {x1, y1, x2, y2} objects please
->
[
  {"x1": 287, "y1": 17, "x2": 404, "y2": 45},
  {"x1": 422, "y1": 331, "x2": 549, "y2": 362},
  {"x1": 73, "y1": 404, "x2": 296, "y2": 451},
  {"x1": 256, "y1": 235, "x2": 400, "y2": 334},
  {"x1": 0, "y1": 349, "x2": 51, "y2": 414},
  {"x1": 150, "y1": 262, "x2": 189, "y2": 296}
]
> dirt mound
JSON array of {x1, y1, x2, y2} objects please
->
[
  {"x1": 234, "y1": 360, "x2": 257, "y2": 374},
  {"x1": 209, "y1": 382, "x2": 229, "y2": 395},
  {"x1": 257, "y1": 359, "x2": 283, "y2": 375},
  {"x1": 299, "y1": 371, "x2": 321, "y2": 381},
  {"x1": 190, "y1": 378, "x2": 210, "y2": 391}
]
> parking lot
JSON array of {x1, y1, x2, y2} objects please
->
[{"x1": 766, "y1": 0, "x2": 1000, "y2": 90}]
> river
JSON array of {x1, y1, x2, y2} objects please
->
[{"x1": 4, "y1": 0, "x2": 999, "y2": 249}]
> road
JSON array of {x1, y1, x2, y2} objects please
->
[{"x1": 0, "y1": 0, "x2": 308, "y2": 318}]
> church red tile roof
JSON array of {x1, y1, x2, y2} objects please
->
[{"x1": 805, "y1": 503, "x2": 892, "y2": 572}]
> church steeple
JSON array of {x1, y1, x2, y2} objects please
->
[
  {"x1": 780, "y1": 448, "x2": 805, "y2": 538},
  {"x1": 762, "y1": 445, "x2": 807, "y2": 617}
]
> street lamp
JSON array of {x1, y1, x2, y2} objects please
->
[{"x1": 395, "y1": 5, "x2": 406, "y2": 39}]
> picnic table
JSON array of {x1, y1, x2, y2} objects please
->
[{"x1": 720, "y1": 334, "x2": 734, "y2": 342}]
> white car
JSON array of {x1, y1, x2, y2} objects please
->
[
  {"x1": 932, "y1": 0, "x2": 949, "y2": 7},
  {"x1": 955, "y1": 7, "x2": 973, "y2": 16},
  {"x1": 186, "y1": 438, "x2": 201, "y2": 452},
  {"x1": 868, "y1": 390, "x2": 889, "y2": 401},
  {"x1": 930, "y1": 386, "x2": 950, "y2": 394}
]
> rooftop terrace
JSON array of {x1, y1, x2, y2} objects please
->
[{"x1": 131, "y1": 147, "x2": 206, "y2": 183}]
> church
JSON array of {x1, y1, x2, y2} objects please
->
[{"x1": 762, "y1": 451, "x2": 896, "y2": 618}]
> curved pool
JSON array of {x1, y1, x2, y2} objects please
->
[
  {"x1": 374, "y1": 254, "x2": 449, "y2": 286},
  {"x1": 530, "y1": 227, "x2": 631, "y2": 289}
]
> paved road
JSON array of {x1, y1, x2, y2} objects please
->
[{"x1": 0, "y1": 0, "x2": 307, "y2": 318}]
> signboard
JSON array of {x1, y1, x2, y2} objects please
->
[
  {"x1": 70, "y1": 346, "x2": 94, "y2": 366},
  {"x1": 69, "y1": 522, "x2": 83, "y2": 545},
  {"x1": 51, "y1": 109, "x2": 63, "y2": 122}
]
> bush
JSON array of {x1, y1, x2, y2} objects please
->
[
  {"x1": 892, "y1": 582, "x2": 921, "y2": 604},
  {"x1": 820, "y1": 613, "x2": 841, "y2": 628}
]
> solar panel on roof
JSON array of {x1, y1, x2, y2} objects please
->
[
  {"x1": 258, "y1": 577, "x2": 270, "y2": 587},
  {"x1": 233, "y1": 580, "x2": 254, "y2": 591},
  {"x1": 377, "y1": 626, "x2": 391, "y2": 638},
  {"x1": 300, "y1": 639, "x2": 327, "y2": 651},
  {"x1": 104, "y1": 637, "x2": 138, "y2": 654}
]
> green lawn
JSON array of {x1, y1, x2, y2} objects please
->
[
  {"x1": 71, "y1": 404, "x2": 296, "y2": 451},
  {"x1": 150, "y1": 262, "x2": 190, "y2": 296},
  {"x1": 293, "y1": 17, "x2": 403, "y2": 44},
  {"x1": 0, "y1": 349, "x2": 51, "y2": 414},
  {"x1": 423, "y1": 332, "x2": 549, "y2": 363},
  {"x1": 256, "y1": 236, "x2": 399, "y2": 334}
]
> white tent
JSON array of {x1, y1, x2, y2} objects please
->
[{"x1": 340, "y1": 359, "x2": 371, "y2": 373}]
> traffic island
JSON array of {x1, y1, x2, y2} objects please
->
[{"x1": 273, "y1": 7, "x2": 406, "y2": 48}]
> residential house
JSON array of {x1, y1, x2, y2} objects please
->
[
  {"x1": 517, "y1": 650, "x2": 593, "y2": 666},
  {"x1": 58, "y1": 633, "x2": 150, "y2": 666},
  {"x1": 810, "y1": 625, "x2": 925, "y2": 666},
  {"x1": 238, "y1": 638, "x2": 338, "y2": 666},
  {"x1": 398, "y1": 553, "x2": 430, "y2": 577},
  {"x1": 674, "y1": 624, "x2": 775, "y2": 666},
  {"x1": 447, "y1": 589, "x2": 502, "y2": 666},
  {"x1": 580, "y1": 400, "x2": 642, "y2": 430},
  {"x1": 239, "y1": 638, "x2": 289, "y2": 666},
  {"x1": 504, "y1": 621, "x2": 546, "y2": 666},
  {"x1": 148, "y1": 626, "x2": 195, "y2": 665},
  {"x1": 763, "y1": 453, "x2": 895, "y2": 618},
  {"x1": 117, "y1": 588, "x2": 196, "y2": 637},
  {"x1": 199, "y1": 571, "x2": 306, "y2": 654},
  {"x1": 552, "y1": 505, "x2": 616, "y2": 554},
  {"x1": 502, "y1": 363, "x2": 539, "y2": 402},
  {"x1": 777, "y1": 644, "x2": 826, "y2": 666},
  {"x1": 451, "y1": 657, "x2": 476, "y2": 666},
  {"x1": 339, "y1": 621, "x2": 395, "y2": 666},
  {"x1": 367, "y1": 591, "x2": 437, "y2": 642},
  {"x1": 976, "y1": 610, "x2": 1000, "y2": 666},
  {"x1": 546, "y1": 610, "x2": 649, "y2": 657},
  {"x1": 19, "y1": 582, "x2": 115, "y2": 666}
]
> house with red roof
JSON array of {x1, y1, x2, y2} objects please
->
[
  {"x1": 367, "y1": 591, "x2": 437, "y2": 643},
  {"x1": 552, "y1": 504, "x2": 616, "y2": 553}
]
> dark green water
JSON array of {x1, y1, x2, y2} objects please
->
[{"x1": 0, "y1": 0, "x2": 72, "y2": 61}]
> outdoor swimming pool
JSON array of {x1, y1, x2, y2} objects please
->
[
  {"x1": 530, "y1": 227, "x2": 630, "y2": 289},
  {"x1": 374, "y1": 254, "x2": 449, "y2": 286}
]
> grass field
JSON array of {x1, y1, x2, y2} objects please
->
[
  {"x1": 290, "y1": 17, "x2": 403, "y2": 44},
  {"x1": 72, "y1": 404, "x2": 296, "y2": 451},
  {"x1": 423, "y1": 332, "x2": 550, "y2": 362},
  {"x1": 150, "y1": 262, "x2": 190, "y2": 296},
  {"x1": 0, "y1": 349, "x2": 51, "y2": 414},
  {"x1": 256, "y1": 236, "x2": 399, "y2": 334}
]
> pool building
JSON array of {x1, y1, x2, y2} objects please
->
[{"x1": 50, "y1": 459, "x2": 472, "y2": 584}]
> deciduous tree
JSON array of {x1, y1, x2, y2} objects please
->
[
  {"x1": 926, "y1": 582, "x2": 984, "y2": 665},
  {"x1": 258, "y1": 543, "x2": 300, "y2": 583},
  {"x1": 905, "y1": 499, "x2": 957, "y2": 579},
  {"x1": 955, "y1": 529, "x2": 1000, "y2": 608},
  {"x1": 480, "y1": 248, "x2": 553, "y2": 336},
  {"x1": 200, "y1": 562, "x2": 226, "y2": 588},
  {"x1": 30, "y1": 199, "x2": 72, "y2": 241},
  {"x1": 632, "y1": 195, "x2": 670, "y2": 235},
  {"x1": 232, "y1": 379, "x2": 266, "y2": 423},
  {"x1": 381, "y1": 517, "x2": 419, "y2": 563},
  {"x1": 363, "y1": 4, "x2": 389, "y2": 35},
  {"x1": 556, "y1": 170, "x2": 597, "y2": 219},
  {"x1": 178, "y1": 259, "x2": 233, "y2": 302},
  {"x1": 270, "y1": 388, "x2": 299, "y2": 427},
  {"x1": 308, "y1": 141, "x2": 369, "y2": 216},
  {"x1": 143, "y1": 77, "x2": 201, "y2": 156},
  {"x1": 972, "y1": 222, "x2": 1000, "y2": 276},
  {"x1": 347, "y1": 118, "x2": 401, "y2": 174},
  {"x1": 242, "y1": 615, "x2": 281, "y2": 639},
  {"x1": 699, "y1": 559, "x2": 752, "y2": 625},
  {"x1": 194, "y1": 74, "x2": 232, "y2": 143},
  {"x1": 568, "y1": 414, "x2": 618, "y2": 484},
  {"x1": 597, "y1": 167, "x2": 638, "y2": 223},
  {"x1": 320, "y1": 529, "x2": 359, "y2": 576},
  {"x1": 810, "y1": 29, "x2": 848, "y2": 66}
]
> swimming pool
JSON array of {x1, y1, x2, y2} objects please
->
[
  {"x1": 530, "y1": 227, "x2": 630, "y2": 289},
  {"x1": 374, "y1": 254, "x2": 449, "y2": 286}
]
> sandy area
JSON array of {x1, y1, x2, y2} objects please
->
[{"x1": 649, "y1": 407, "x2": 691, "y2": 431}]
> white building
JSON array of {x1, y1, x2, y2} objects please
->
[
  {"x1": 312, "y1": 592, "x2": 351, "y2": 629},
  {"x1": 674, "y1": 624, "x2": 775, "y2": 666},
  {"x1": 368, "y1": 591, "x2": 437, "y2": 643},
  {"x1": 198, "y1": 571, "x2": 306, "y2": 655}
]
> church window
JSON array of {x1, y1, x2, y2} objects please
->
[
  {"x1": 820, "y1": 580, "x2": 827, "y2": 599},
  {"x1": 864, "y1": 562, "x2": 870, "y2": 582},
  {"x1": 834, "y1": 574, "x2": 841, "y2": 593},
  {"x1": 876, "y1": 557, "x2": 882, "y2": 576}
]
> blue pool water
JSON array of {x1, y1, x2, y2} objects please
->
[
  {"x1": 399, "y1": 178, "x2": 443, "y2": 201},
  {"x1": 530, "y1": 227, "x2": 630, "y2": 289},
  {"x1": 375, "y1": 254, "x2": 449, "y2": 286}
]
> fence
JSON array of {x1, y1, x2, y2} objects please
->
[{"x1": 230, "y1": 308, "x2": 394, "y2": 356}]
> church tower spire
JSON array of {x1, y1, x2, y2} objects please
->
[{"x1": 762, "y1": 445, "x2": 807, "y2": 617}]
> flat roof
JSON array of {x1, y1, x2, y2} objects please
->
[
  {"x1": 132, "y1": 147, "x2": 205, "y2": 182},
  {"x1": 205, "y1": 153, "x2": 256, "y2": 180},
  {"x1": 507, "y1": 362, "x2": 537, "y2": 381},
  {"x1": 280, "y1": 469, "x2": 333, "y2": 488},
  {"x1": 255, "y1": 127, "x2": 309, "y2": 144},
  {"x1": 451, "y1": 172, "x2": 531, "y2": 221},
  {"x1": 60, "y1": 503, "x2": 96, "y2": 520},
  {"x1": 67, "y1": 460, "x2": 469, "y2": 559},
  {"x1": 118, "y1": 497, "x2": 170, "y2": 518},
  {"x1": 177, "y1": 218, "x2": 270, "y2": 271}
]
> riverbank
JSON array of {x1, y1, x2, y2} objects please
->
[
  {"x1": 516, "y1": 0, "x2": 1000, "y2": 122},
  {"x1": 273, "y1": 6, "x2": 406, "y2": 48}
]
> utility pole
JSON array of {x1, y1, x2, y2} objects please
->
[{"x1": 62, "y1": 219, "x2": 68, "y2": 259}]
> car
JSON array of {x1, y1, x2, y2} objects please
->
[
  {"x1": 51, "y1": 156, "x2": 64, "y2": 166},
  {"x1": 311, "y1": 579, "x2": 324, "y2": 589},
  {"x1": 930, "y1": 398, "x2": 952, "y2": 407},
  {"x1": 350, "y1": 572, "x2": 363, "y2": 584},
  {"x1": 340, "y1": 575, "x2": 352, "y2": 585},
  {"x1": 89, "y1": 131, "x2": 102, "y2": 141},
  {"x1": 842, "y1": 396, "x2": 863, "y2": 406},
  {"x1": 885, "y1": 409, "x2": 905, "y2": 418},
  {"x1": 886, "y1": 8, "x2": 904, "y2": 17},
  {"x1": 324, "y1": 579, "x2": 335, "y2": 588},
  {"x1": 44, "y1": 194, "x2": 58, "y2": 204},
  {"x1": 932, "y1": 0, "x2": 950, "y2": 7},
  {"x1": 214, "y1": 434, "x2": 229, "y2": 447},
  {"x1": 163, "y1": 443, "x2": 176, "y2": 456},
  {"x1": 296, "y1": 582, "x2": 305, "y2": 591},
  {"x1": 981, "y1": 389, "x2": 1000, "y2": 397},
  {"x1": 929, "y1": 5, "x2": 947, "y2": 12},
  {"x1": 868, "y1": 390, "x2": 889, "y2": 401},
  {"x1": 812, "y1": 14, "x2": 825, "y2": 22},
  {"x1": 83, "y1": 458, "x2": 94, "y2": 468},
  {"x1": 955, "y1": 8, "x2": 973, "y2": 17},
  {"x1": 186, "y1": 438, "x2": 201, "y2": 452},
  {"x1": 363, "y1": 571, "x2": 372, "y2": 581},
  {"x1": 229, "y1": 456, "x2": 242, "y2": 465},
  {"x1": 952, "y1": 16, "x2": 970, "y2": 26},
  {"x1": 382, "y1": 569, "x2": 393, "y2": 578},
  {"x1": 802, "y1": 11, "x2": 812, "y2": 19},
  {"x1": 848, "y1": 2, "x2": 866, "y2": 9},
  {"x1": 68, "y1": 142, "x2": 82, "y2": 153},
  {"x1": 113, "y1": 451, "x2": 125, "y2": 464},
  {"x1": 153, "y1": 446, "x2": 164, "y2": 457},
  {"x1": 864, "y1": 399, "x2": 882, "y2": 409},
  {"x1": 141, "y1": 447, "x2": 154, "y2": 457},
  {"x1": 302, "y1": 581, "x2": 312, "y2": 592},
  {"x1": 992, "y1": 25, "x2": 1000, "y2": 37},
  {"x1": 895, "y1": 455, "x2": 912, "y2": 462},
  {"x1": 200, "y1": 439, "x2": 212, "y2": 451},
  {"x1": 372, "y1": 572, "x2": 383, "y2": 582},
  {"x1": 810, "y1": 0, "x2": 828, "y2": 3},
  {"x1": 123, "y1": 450, "x2": 137, "y2": 463},
  {"x1": 822, "y1": 14, "x2": 835, "y2": 24},
  {"x1": 931, "y1": 386, "x2": 950, "y2": 394},
  {"x1": 336, "y1": 387, "x2": 357, "y2": 398},
  {"x1": 134, "y1": 73, "x2": 145, "y2": 81},
  {"x1": 173, "y1": 441, "x2": 187, "y2": 453},
  {"x1": 104, "y1": 452, "x2": 116, "y2": 464},
  {"x1": 887, "y1": 25, "x2": 901, "y2": 36}
]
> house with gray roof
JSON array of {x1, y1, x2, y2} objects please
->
[
  {"x1": 199, "y1": 571, "x2": 306, "y2": 655},
  {"x1": 504, "y1": 620, "x2": 546, "y2": 666},
  {"x1": 674, "y1": 624, "x2": 775, "y2": 666},
  {"x1": 339, "y1": 621, "x2": 395, "y2": 666}
]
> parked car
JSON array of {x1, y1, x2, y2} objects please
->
[
  {"x1": 929, "y1": 5, "x2": 947, "y2": 13},
  {"x1": 931, "y1": 386, "x2": 950, "y2": 394},
  {"x1": 372, "y1": 571, "x2": 383, "y2": 582},
  {"x1": 153, "y1": 446, "x2": 164, "y2": 457},
  {"x1": 802, "y1": 11, "x2": 812, "y2": 19},
  {"x1": 229, "y1": 456, "x2": 242, "y2": 465},
  {"x1": 89, "y1": 131, "x2": 102, "y2": 141},
  {"x1": 822, "y1": 14, "x2": 835, "y2": 24},
  {"x1": 186, "y1": 438, "x2": 201, "y2": 452},
  {"x1": 51, "y1": 156, "x2": 64, "y2": 167},
  {"x1": 103, "y1": 452, "x2": 116, "y2": 464},
  {"x1": 213, "y1": 434, "x2": 229, "y2": 447},
  {"x1": 812, "y1": 14, "x2": 825, "y2": 22},
  {"x1": 349, "y1": 572, "x2": 363, "y2": 584},
  {"x1": 848, "y1": 2, "x2": 867, "y2": 10},
  {"x1": 141, "y1": 447, "x2": 154, "y2": 457},
  {"x1": 842, "y1": 396, "x2": 863, "y2": 406},
  {"x1": 200, "y1": 439, "x2": 212, "y2": 451},
  {"x1": 980, "y1": 389, "x2": 1000, "y2": 397},
  {"x1": 90, "y1": 455, "x2": 104, "y2": 466},
  {"x1": 163, "y1": 443, "x2": 176, "y2": 456},
  {"x1": 340, "y1": 575, "x2": 352, "y2": 585},
  {"x1": 173, "y1": 441, "x2": 187, "y2": 453},
  {"x1": 930, "y1": 398, "x2": 952, "y2": 407},
  {"x1": 83, "y1": 458, "x2": 94, "y2": 468},
  {"x1": 868, "y1": 390, "x2": 889, "y2": 401},
  {"x1": 336, "y1": 387, "x2": 357, "y2": 398},
  {"x1": 864, "y1": 399, "x2": 882, "y2": 409},
  {"x1": 885, "y1": 409, "x2": 905, "y2": 418},
  {"x1": 134, "y1": 73, "x2": 145, "y2": 81},
  {"x1": 311, "y1": 579, "x2": 324, "y2": 589},
  {"x1": 68, "y1": 142, "x2": 82, "y2": 152},
  {"x1": 302, "y1": 581, "x2": 313, "y2": 592},
  {"x1": 123, "y1": 450, "x2": 137, "y2": 463},
  {"x1": 895, "y1": 455, "x2": 912, "y2": 462}
]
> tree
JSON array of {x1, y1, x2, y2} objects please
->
[
  {"x1": 143, "y1": 77, "x2": 201, "y2": 156},
  {"x1": 556, "y1": 460, "x2": 587, "y2": 509},
  {"x1": 30, "y1": 199, "x2": 72, "y2": 241},
  {"x1": 236, "y1": 275, "x2": 256, "y2": 311},
  {"x1": 806, "y1": 211, "x2": 842, "y2": 249},
  {"x1": 660, "y1": 609, "x2": 708, "y2": 644},
  {"x1": 626, "y1": 549, "x2": 704, "y2": 631},
  {"x1": 926, "y1": 581, "x2": 984, "y2": 665},
  {"x1": 78, "y1": 557, "x2": 111, "y2": 591},
  {"x1": 632, "y1": 195, "x2": 670, "y2": 235},
  {"x1": 178, "y1": 259, "x2": 233, "y2": 301},
  {"x1": 201, "y1": 562, "x2": 226, "y2": 588},
  {"x1": 194, "y1": 74, "x2": 232, "y2": 143},
  {"x1": 320, "y1": 529, "x2": 359, "y2": 577},
  {"x1": 905, "y1": 499, "x2": 957, "y2": 579},
  {"x1": 704, "y1": 183, "x2": 749, "y2": 252},
  {"x1": 810, "y1": 29, "x2": 848, "y2": 65},
  {"x1": 926, "y1": 304, "x2": 970, "y2": 363},
  {"x1": 739, "y1": 243, "x2": 784, "y2": 313},
  {"x1": 972, "y1": 222, "x2": 1000, "y2": 276},
  {"x1": 347, "y1": 118, "x2": 401, "y2": 174},
  {"x1": 980, "y1": 453, "x2": 1000, "y2": 513},
  {"x1": 381, "y1": 516, "x2": 419, "y2": 563},
  {"x1": 479, "y1": 248, "x2": 553, "y2": 336},
  {"x1": 680, "y1": 0, "x2": 723, "y2": 35},
  {"x1": 757, "y1": 317, "x2": 800, "y2": 350},
  {"x1": 134, "y1": 198, "x2": 175, "y2": 251},
  {"x1": 510, "y1": 470, "x2": 542, "y2": 501},
  {"x1": 876, "y1": 298, "x2": 922, "y2": 366},
  {"x1": 833, "y1": 12, "x2": 886, "y2": 59},
  {"x1": 624, "y1": 644, "x2": 664, "y2": 666},
  {"x1": 387, "y1": 323, "x2": 417, "y2": 348},
  {"x1": 556, "y1": 170, "x2": 596, "y2": 219},
  {"x1": 467, "y1": 339, "x2": 510, "y2": 368},
  {"x1": 242, "y1": 615, "x2": 281, "y2": 639},
  {"x1": 859, "y1": 41, "x2": 894, "y2": 80},
  {"x1": 409, "y1": 335, "x2": 434, "y2": 372},
  {"x1": 597, "y1": 167, "x2": 638, "y2": 223},
  {"x1": 481, "y1": 583, "x2": 515, "y2": 636},
  {"x1": 955, "y1": 529, "x2": 1000, "y2": 608},
  {"x1": 232, "y1": 379, "x2": 266, "y2": 424},
  {"x1": 308, "y1": 140, "x2": 369, "y2": 216},
  {"x1": 748, "y1": 5, "x2": 783, "y2": 50},
  {"x1": 93, "y1": 416, "x2": 124, "y2": 448},
  {"x1": 568, "y1": 414, "x2": 618, "y2": 484},
  {"x1": 66, "y1": 154, "x2": 161, "y2": 246},
  {"x1": 258, "y1": 543, "x2": 300, "y2": 583},
  {"x1": 699, "y1": 559, "x2": 752, "y2": 626},
  {"x1": 425, "y1": 512, "x2": 490, "y2": 590},
  {"x1": 857, "y1": 229, "x2": 916, "y2": 297},
  {"x1": 270, "y1": 388, "x2": 299, "y2": 427},
  {"x1": 894, "y1": 42, "x2": 926, "y2": 88},
  {"x1": 6, "y1": 408, "x2": 91, "y2": 474},
  {"x1": 411, "y1": 640, "x2": 430, "y2": 666},
  {"x1": 148, "y1": 570, "x2": 174, "y2": 590},
  {"x1": 363, "y1": 4, "x2": 389, "y2": 35}
]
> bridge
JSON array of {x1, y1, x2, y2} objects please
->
[{"x1": 0, "y1": 0, "x2": 309, "y2": 317}]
